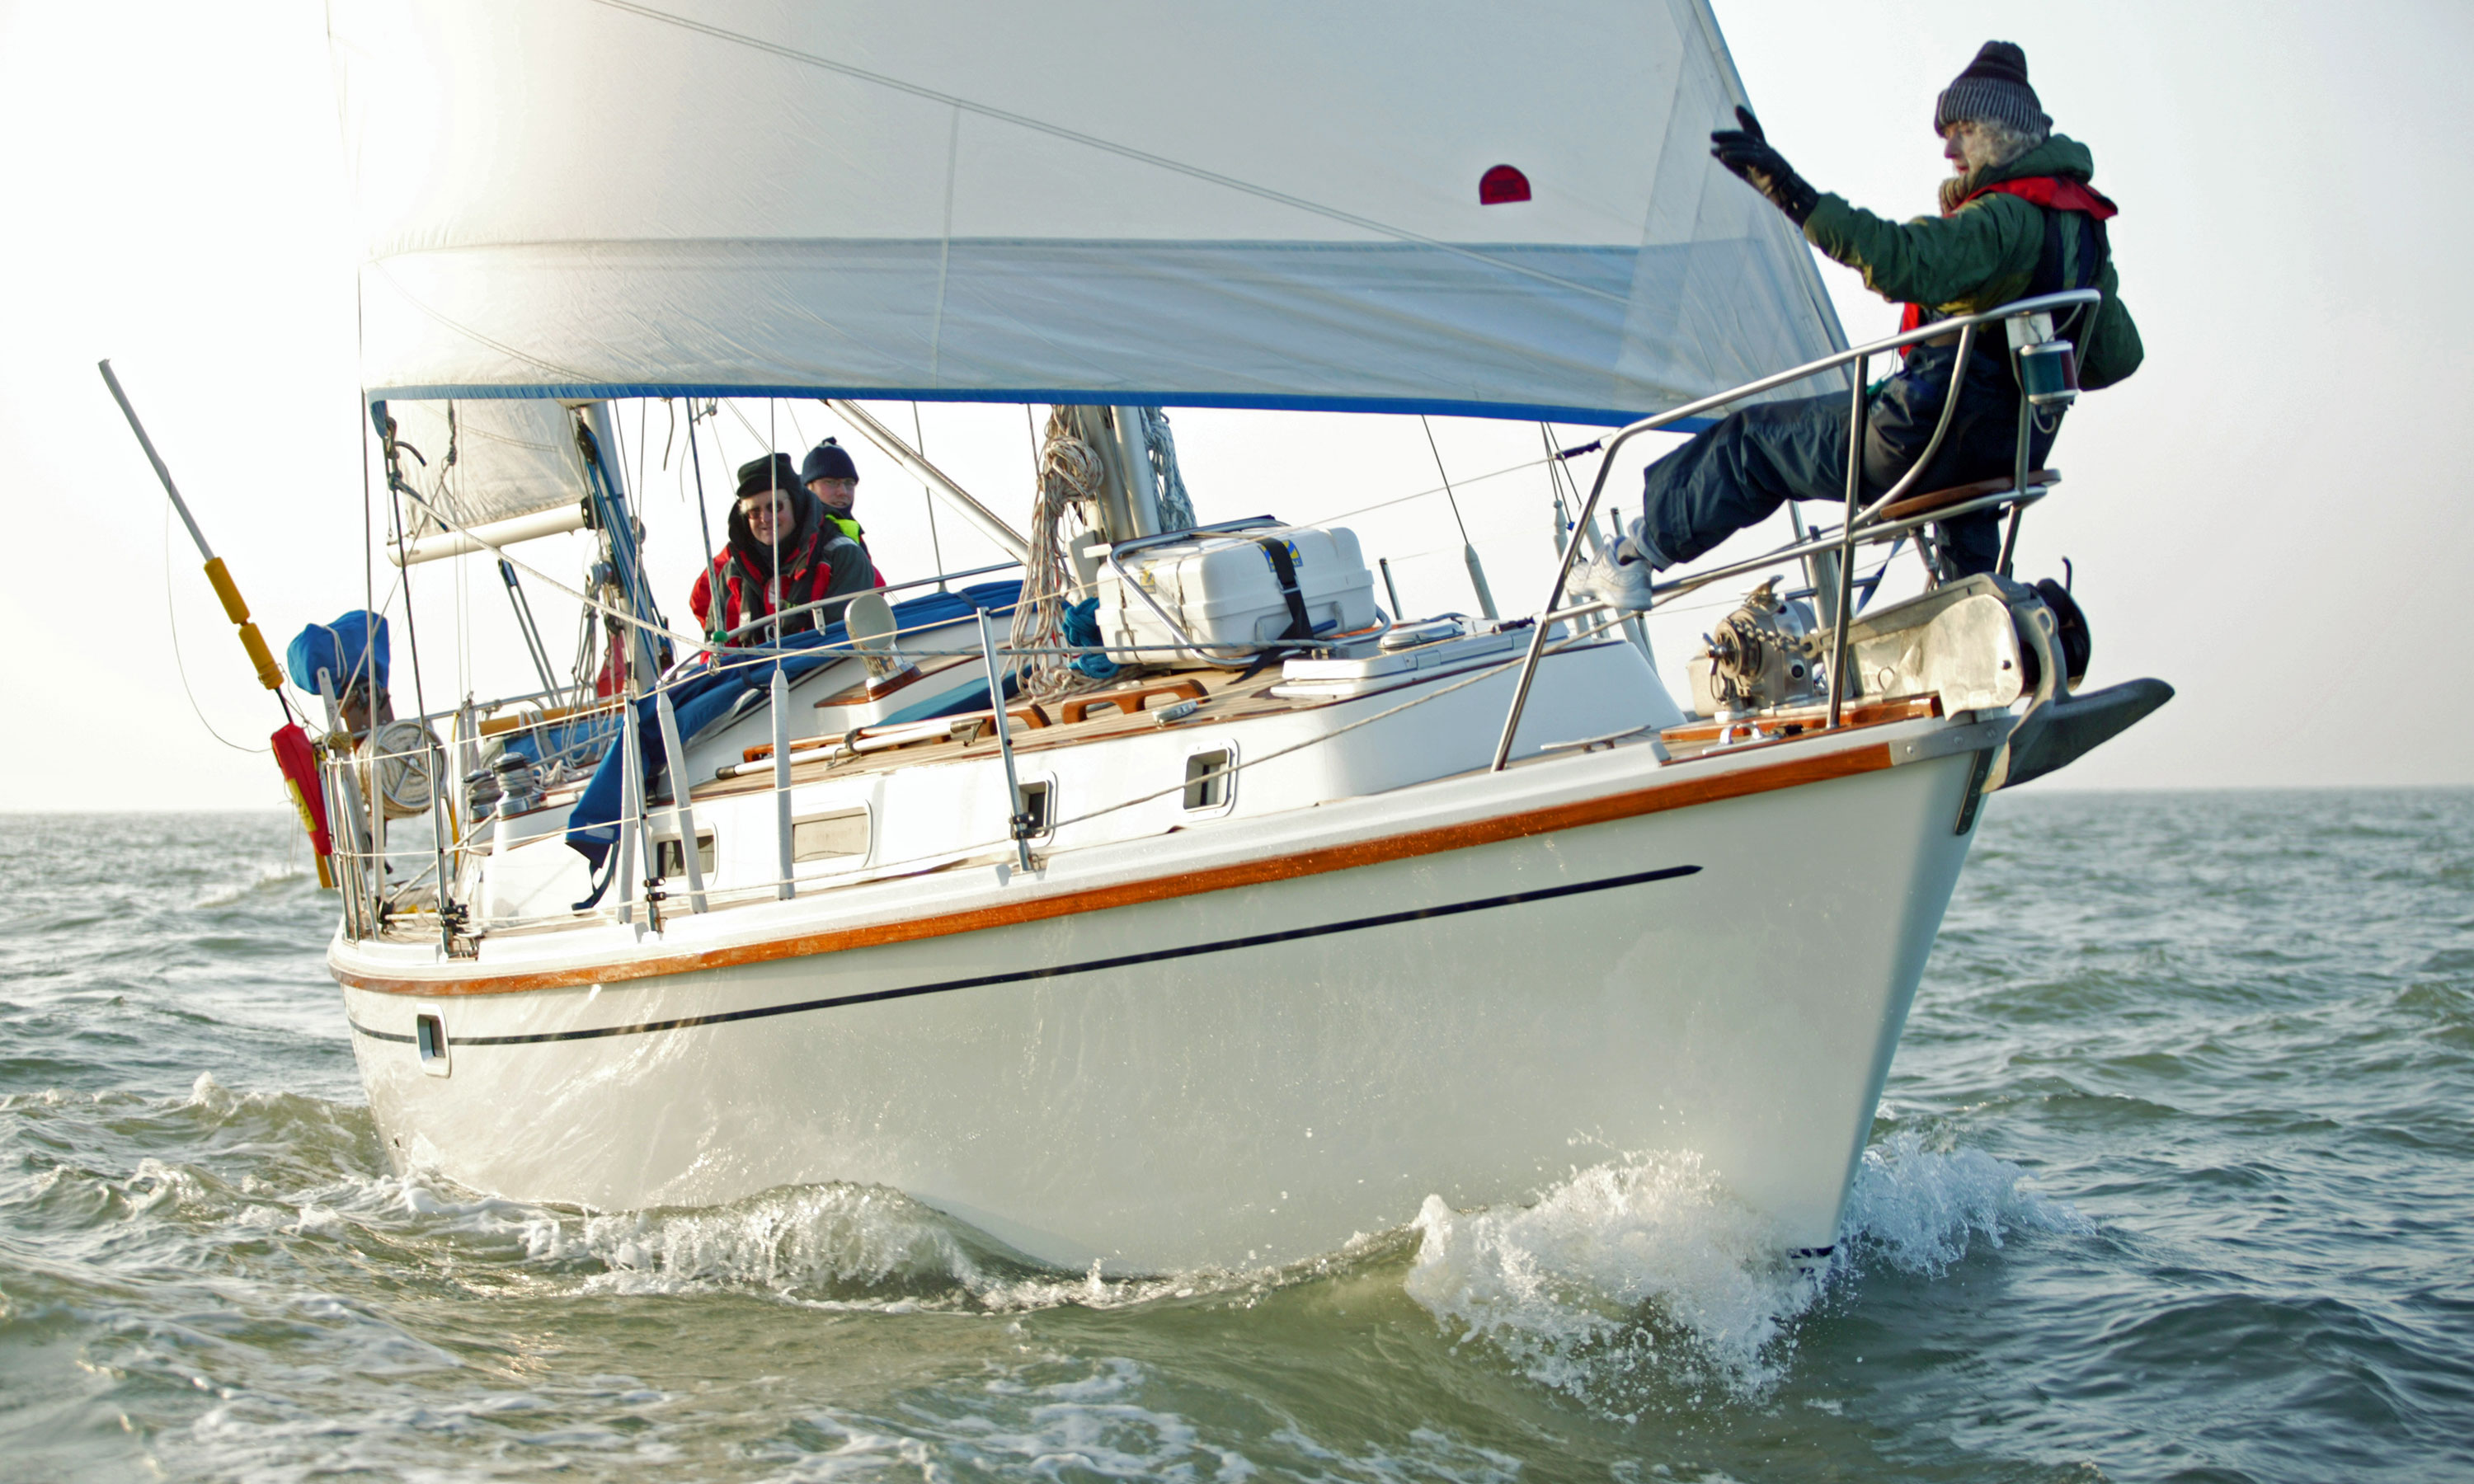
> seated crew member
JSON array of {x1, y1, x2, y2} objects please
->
[
  {"x1": 802, "y1": 438, "x2": 887, "y2": 588},
  {"x1": 689, "y1": 453, "x2": 877, "y2": 645},
  {"x1": 1578, "y1": 41, "x2": 2142, "y2": 610}
]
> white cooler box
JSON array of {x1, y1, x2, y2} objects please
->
[{"x1": 1094, "y1": 524, "x2": 1378, "y2": 665}]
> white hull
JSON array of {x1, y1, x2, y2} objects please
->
[{"x1": 339, "y1": 711, "x2": 1994, "y2": 1272}]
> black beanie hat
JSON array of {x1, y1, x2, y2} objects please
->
[
  {"x1": 801, "y1": 439, "x2": 859, "y2": 485},
  {"x1": 735, "y1": 453, "x2": 802, "y2": 502},
  {"x1": 1934, "y1": 41, "x2": 2050, "y2": 136}
]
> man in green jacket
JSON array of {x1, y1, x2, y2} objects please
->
[{"x1": 1581, "y1": 41, "x2": 2140, "y2": 607}]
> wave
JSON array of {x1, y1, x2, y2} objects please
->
[
  {"x1": 1837, "y1": 1130, "x2": 2091, "y2": 1276},
  {"x1": 1399, "y1": 1137, "x2": 2090, "y2": 1416},
  {"x1": 516, "y1": 1184, "x2": 1220, "y2": 1310},
  {"x1": 774, "y1": 1354, "x2": 1534, "y2": 1484},
  {"x1": 38, "y1": 1076, "x2": 2087, "y2": 1422},
  {"x1": 190, "y1": 861, "x2": 315, "y2": 911}
]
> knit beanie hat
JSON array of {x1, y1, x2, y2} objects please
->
[
  {"x1": 801, "y1": 439, "x2": 859, "y2": 484},
  {"x1": 735, "y1": 453, "x2": 802, "y2": 502},
  {"x1": 1934, "y1": 41, "x2": 2049, "y2": 135}
]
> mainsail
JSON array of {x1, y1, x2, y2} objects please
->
[{"x1": 331, "y1": 0, "x2": 1846, "y2": 422}]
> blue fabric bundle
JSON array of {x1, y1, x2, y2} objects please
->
[
  {"x1": 285, "y1": 611, "x2": 389, "y2": 697},
  {"x1": 1061, "y1": 598, "x2": 1118, "y2": 679}
]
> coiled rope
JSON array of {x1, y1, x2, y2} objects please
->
[
  {"x1": 1008, "y1": 408, "x2": 1108, "y2": 700},
  {"x1": 1140, "y1": 406, "x2": 1197, "y2": 531}
]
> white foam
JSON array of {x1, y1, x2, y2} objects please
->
[
  {"x1": 778, "y1": 1356, "x2": 1520, "y2": 1484},
  {"x1": 515, "y1": 1185, "x2": 1249, "y2": 1313},
  {"x1": 1404, "y1": 1151, "x2": 1812, "y2": 1407},
  {"x1": 770, "y1": 1357, "x2": 1259, "y2": 1482},
  {"x1": 1401, "y1": 1139, "x2": 2091, "y2": 1411},
  {"x1": 1834, "y1": 1131, "x2": 2091, "y2": 1275},
  {"x1": 127, "y1": 1157, "x2": 210, "y2": 1214},
  {"x1": 1268, "y1": 1422, "x2": 1524, "y2": 1484},
  {"x1": 526, "y1": 1184, "x2": 983, "y2": 1299}
]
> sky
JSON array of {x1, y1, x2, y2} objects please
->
[{"x1": 2, "y1": 0, "x2": 2468, "y2": 815}]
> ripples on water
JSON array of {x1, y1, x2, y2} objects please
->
[{"x1": 2, "y1": 794, "x2": 2468, "y2": 1482}]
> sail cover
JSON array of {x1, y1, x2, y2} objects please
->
[{"x1": 332, "y1": 0, "x2": 1847, "y2": 425}]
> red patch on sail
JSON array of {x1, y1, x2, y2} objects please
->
[{"x1": 1478, "y1": 165, "x2": 1531, "y2": 204}]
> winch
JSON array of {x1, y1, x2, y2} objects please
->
[{"x1": 1688, "y1": 579, "x2": 1823, "y2": 716}]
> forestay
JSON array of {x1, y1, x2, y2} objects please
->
[{"x1": 331, "y1": 0, "x2": 1846, "y2": 424}]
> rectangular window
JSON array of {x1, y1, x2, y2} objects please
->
[
  {"x1": 652, "y1": 832, "x2": 717, "y2": 879},
  {"x1": 1183, "y1": 750, "x2": 1231, "y2": 811},
  {"x1": 793, "y1": 808, "x2": 871, "y2": 862}
]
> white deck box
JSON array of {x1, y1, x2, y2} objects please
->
[{"x1": 1094, "y1": 524, "x2": 1378, "y2": 665}]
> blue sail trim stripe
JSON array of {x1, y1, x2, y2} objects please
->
[
  {"x1": 363, "y1": 383, "x2": 1714, "y2": 434},
  {"x1": 346, "y1": 862, "x2": 1702, "y2": 1048}
]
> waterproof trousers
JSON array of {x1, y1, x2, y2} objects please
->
[{"x1": 1629, "y1": 344, "x2": 2058, "y2": 580}]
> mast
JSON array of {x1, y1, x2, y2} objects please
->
[
  {"x1": 1052, "y1": 406, "x2": 1159, "y2": 547},
  {"x1": 1108, "y1": 407, "x2": 1162, "y2": 538},
  {"x1": 575, "y1": 402, "x2": 662, "y2": 688}
]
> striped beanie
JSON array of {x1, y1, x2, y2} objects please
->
[{"x1": 1934, "y1": 41, "x2": 2050, "y2": 135}]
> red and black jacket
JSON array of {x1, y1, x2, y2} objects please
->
[{"x1": 689, "y1": 491, "x2": 862, "y2": 644}]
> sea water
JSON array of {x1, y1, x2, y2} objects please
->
[{"x1": 2, "y1": 793, "x2": 2468, "y2": 1482}]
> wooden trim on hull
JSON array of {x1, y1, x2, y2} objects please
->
[{"x1": 335, "y1": 738, "x2": 1898, "y2": 998}]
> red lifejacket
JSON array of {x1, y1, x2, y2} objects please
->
[
  {"x1": 690, "y1": 522, "x2": 847, "y2": 642},
  {"x1": 1898, "y1": 176, "x2": 2120, "y2": 349}
]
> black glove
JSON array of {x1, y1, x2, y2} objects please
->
[{"x1": 1710, "y1": 106, "x2": 1818, "y2": 225}]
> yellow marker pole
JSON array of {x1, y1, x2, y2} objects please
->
[
  {"x1": 100, "y1": 361, "x2": 286, "y2": 693},
  {"x1": 101, "y1": 359, "x2": 333, "y2": 887}
]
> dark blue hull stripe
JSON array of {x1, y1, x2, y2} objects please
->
[{"x1": 349, "y1": 862, "x2": 1701, "y2": 1048}]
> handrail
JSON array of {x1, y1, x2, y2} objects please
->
[
  {"x1": 718, "y1": 558, "x2": 1022, "y2": 644},
  {"x1": 1599, "y1": 482, "x2": 2049, "y2": 608},
  {"x1": 1850, "y1": 321, "x2": 1977, "y2": 529},
  {"x1": 1488, "y1": 289, "x2": 2100, "y2": 771}
]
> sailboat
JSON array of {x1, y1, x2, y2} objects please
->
[{"x1": 303, "y1": 0, "x2": 2166, "y2": 1273}]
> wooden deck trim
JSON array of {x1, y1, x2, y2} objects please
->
[
  {"x1": 1058, "y1": 679, "x2": 1210, "y2": 726},
  {"x1": 336, "y1": 737, "x2": 1898, "y2": 998},
  {"x1": 1660, "y1": 694, "x2": 1939, "y2": 748}
]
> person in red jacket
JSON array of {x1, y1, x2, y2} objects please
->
[{"x1": 690, "y1": 453, "x2": 876, "y2": 646}]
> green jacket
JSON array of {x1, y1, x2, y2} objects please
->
[{"x1": 1802, "y1": 134, "x2": 2142, "y2": 388}]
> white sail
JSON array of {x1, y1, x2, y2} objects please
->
[
  {"x1": 382, "y1": 398, "x2": 593, "y2": 550},
  {"x1": 331, "y1": 0, "x2": 1846, "y2": 422}
]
